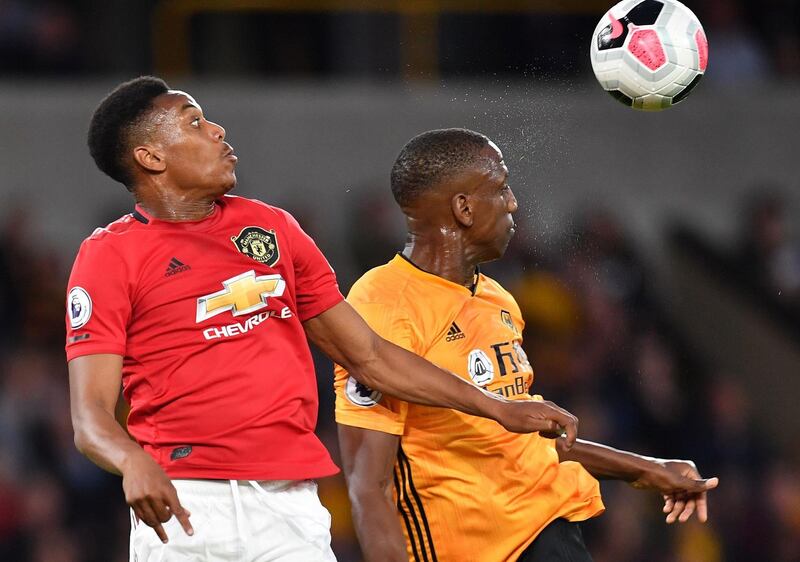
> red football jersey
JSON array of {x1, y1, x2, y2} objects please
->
[{"x1": 65, "y1": 195, "x2": 343, "y2": 480}]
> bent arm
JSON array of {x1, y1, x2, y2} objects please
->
[
  {"x1": 69, "y1": 354, "x2": 194, "y2": 541},
  {"x1": 304, "y1": 301, "x2": 503, "y2": 414},
  {"x1": 68, "y1": 354, "x2": 146, "y2": 474},
  {"x1": 304, "y1": 301, "x2": 577, "y2": 440},
  {"x1": 338, "y1": 424, "x2": 407, "y2": 562}
]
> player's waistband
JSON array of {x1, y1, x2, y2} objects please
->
[{"x1": 171, "y1": 478, "x2": 306, "y2": 497}]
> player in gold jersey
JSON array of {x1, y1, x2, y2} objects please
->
[{"x1": 334, "y1": 129, "x2": 719, "y2": 562}]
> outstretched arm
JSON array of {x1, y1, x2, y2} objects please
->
[
  {"x1": 69, "y1": 354, "x2": 193, "y2": 543},
  {"x1": 303, "y1": 301, "x2": 577, "y2": 444},
  {"x1": 556, "y1": 438, "x2": 719, "y2": 523},
  {"x1": 338, "y1": 424, "x2": 407, "y2": 562}
]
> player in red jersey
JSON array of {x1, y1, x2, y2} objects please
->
[{"x1": 66, "y1": 77, "x2": 580, "y2": 561}]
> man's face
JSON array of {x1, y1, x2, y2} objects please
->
[
  {"x1": 147, "y1": 90, "x2": 237, "y2": 194},
  {"x1": 462, "y1": 141, "x2": 518, "y2": 262}
]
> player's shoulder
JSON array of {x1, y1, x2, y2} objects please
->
[
  {"x1": 221, "y1": 194, "x2": 292, "y2": 222},
  {"x1": 80, "y1": 212, "x2": 142, "y2": 250},
  {"x1": 480, "y1": 273, "x2": 512, "y2": 296},
  {"x1": 348, "y1": 258, "x2": 416, "y2": 304},
  {"x1": 72, "y1": 213, "x2": 144, "y2": 268},
  {"x1": 347, "y1": 260, "x2": 425, "y2": 339},
  {"x1": 480, "y1": 273, "x2": 522, "y2": 310}
]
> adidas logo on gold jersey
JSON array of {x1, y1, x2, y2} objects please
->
[{"x1": 446, "y1": 322, "x2": 465, "y2": 342}]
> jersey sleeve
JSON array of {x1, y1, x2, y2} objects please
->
[
  {"x1": 334, "y1": 300, "x2": 421, "y2": 436},
  {"x1": 65, "y1": 237, "x2": 132, "y2": 361},
  {"x1": 280, "y1": 210, "x2": 344, "y2": 321}
]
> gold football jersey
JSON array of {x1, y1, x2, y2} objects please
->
[{"x1": 335, "y1": 255, "x2": 604, "y2": 562}]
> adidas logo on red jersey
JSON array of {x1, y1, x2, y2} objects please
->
[
  {"x1": 164, "y1": 257, "x2": 191, "y2": 277},
  {"x1": 446, "y1": 321, "x2": 465, "y2": 342}
]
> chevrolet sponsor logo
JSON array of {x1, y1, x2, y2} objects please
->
[
  {"x1": 202, "y1": 307, "x2": 293, "y2": 340},
  {"x1": 196, "y1": 270, "x2": 286, "y2": 323}
]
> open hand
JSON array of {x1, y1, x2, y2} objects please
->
[
  {"x1": 631, "y1": 459, "x2": 719, "y2": 523},
  {"x1": 121, "y1": 452, "x2": 194, "y2": 543}
]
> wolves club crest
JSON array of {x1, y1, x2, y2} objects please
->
[
  {"x1": 231, "y1": 226, "x2": 280, "y2": 266},
  {"x1": 501, "y1": 310, "x2": 519, "y2": 336}
]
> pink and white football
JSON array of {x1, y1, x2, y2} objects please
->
[{"x1": 590, "y1": 0, "x2": 708, "y2": 110}]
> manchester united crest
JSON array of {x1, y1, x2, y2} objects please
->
[{"x1": 231, "y1": 226, "x2": 280, "y2": 266}]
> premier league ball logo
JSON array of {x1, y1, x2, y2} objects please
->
[
  {"x1": 345, "y1": 377, "x2": 382, "y2": 408},
  {"x1": 68, "y1": 287, "x2": 92, "y2": 329}
]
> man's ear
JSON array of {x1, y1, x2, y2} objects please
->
[
  {"x1": 133, "y1": 145, "x2": 166, "y2": 174},
  {"x1": 452, "y1": 193, "x2": 473, "y2": 227}
]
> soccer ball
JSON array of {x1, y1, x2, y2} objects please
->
[{"x1": 590, "y1": 0, "x2": 708, "y2": 111}]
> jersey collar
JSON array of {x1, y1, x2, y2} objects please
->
[
  {"x1": 394, "y1": 253, "x2": 482, "y2": 296},
  {"x1": 132, "y1": 199, "x2": 224, "y2": 231}
]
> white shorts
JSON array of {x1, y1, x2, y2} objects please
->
[{"x1": 130, "y1": 479, "x2": 337, "y2": 562}]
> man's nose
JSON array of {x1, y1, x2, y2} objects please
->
[
  {"x1": 507, "y1": 188, "x2": 518, "y2": 213},
  {"x1": 209, "y1": 120, "x2": 225, "y2": 141}
]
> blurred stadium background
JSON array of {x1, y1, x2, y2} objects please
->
[{"x1": 1, "y1": 1, "x2": 799, "y2": 560}]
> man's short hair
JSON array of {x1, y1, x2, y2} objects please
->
[
  {"x1": 390, "y1": 128, "x2": 490, "y2": 207},
  {"x1": 87, "y1": 76, "x2": 169, "y2": 190}
]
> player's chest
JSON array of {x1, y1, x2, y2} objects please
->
[
  {"x1": 129, "y1": 226, "x2": 295, "y2": 323},
  {"x1": 426, "y1": 301, "x2": 533, "y2": 400}
]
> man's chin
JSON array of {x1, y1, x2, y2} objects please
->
[
  {"x1": 491, "y1": 237, "x2": 514, "y2": 262},
  {"x1": 480, "y1": 247, "x2": 505, "y2": 265},
  {"x1": 222, "y1": 175, "x2": 237, "y2": 193}
]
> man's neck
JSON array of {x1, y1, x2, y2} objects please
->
[
  {"x1": 134, "y1": 188, "x2": 218, "y2": 222},
  {"x1": 401, "y1": 235, "x2": 479, "y2": 289}
]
